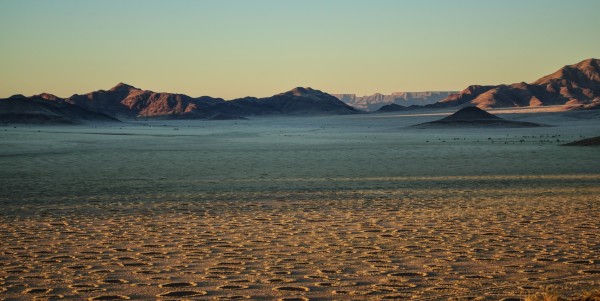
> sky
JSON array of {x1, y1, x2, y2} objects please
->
[{"x1": 1, "y1": 0, "x2": 599, "y2": 100}]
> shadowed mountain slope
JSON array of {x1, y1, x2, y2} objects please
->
[{"x1": 0, "y1": 95, "x2": 118, "y2": 124}]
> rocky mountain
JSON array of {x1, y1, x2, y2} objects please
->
[
  {"x1": 33, "y1": 84, "x2": 360, "y2": 120},
  {"x1": 215, "y1": 87, "x2": 359, "y2": 116},
  {"x1": 412, "y1": 106, "x2": 544, "y2": 128},
  {"x1": 0, "y1": 95, "x2": 118, "y2": 124},
  {"x1": 435, "y1": 58, "x2": 600, "y2": 109},
  {"x1": 65, "y1": 83, "x2": 230, "y2": 120},
  {"x1": 333, "y1": 91, "x2": 456, "y2": 111}
]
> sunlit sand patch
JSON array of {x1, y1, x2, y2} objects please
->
[
  {"x1": 277, "y1": 297, "x2": 309, "y2": 301},
  {"x1": 23, "y1": 288, "x2": 53, "y2": 294},
  {"x1": 387, "y1": 272, "x2": 428, "y2": 277},
  {"x1": 214, "y1": 295, "x2": 252, "y2": 300},
  {"x1": 117, "y1": 262, "x2": 152, "y2": 267},
  {"x1": 129, "y1": 282, "x2": 152, "y2": 287},
  {"x1": 460, "y1": 275, "x2": 495, "y2": 279},
  {"x1": 273, "y1": 286, "x2": 310, "y2": 292},
  {"x1": 203, "y1": 275, "x2": 228, "y2": 280},
  {"x1": 131, "y1": 269, "x2": 160, "y2": 275},
  {"x1": 100, "y1": 279, "x2": 129, "y2": 284},
  {"x1": 73, "y1": 288, "x2": 106, "y2": 293},
  {"x1": 217, "y1": 284, "x2": 250, "y2": 290}
]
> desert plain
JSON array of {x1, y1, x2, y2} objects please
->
[{"x1": 1, "y1": 108, "x2": 599, "y2": 300}]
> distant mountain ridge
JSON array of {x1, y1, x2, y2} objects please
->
[
  {"x1": 3, "y1": 58, "x2": 598, "y2": 123},
  {"x1": 2, "y1": 85, "x2": 359, "y2": 123},
  {"x1": 65, "y1": 83, "x2": 229, "y2": 120},
  {"x1": 434, "y1": 58, "x2": 600, "y2": 109},
  {"x1": 333, "y1": 91, "x2": 456, "y2": 111},
  {"x1": 212, "y1": 87, "x2": 358, "y2": 117},
  {"x1": 0, "y1": 95, "x2": 117, "y2": 124}
]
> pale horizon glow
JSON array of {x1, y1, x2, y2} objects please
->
[{"x1": 1, "y1": 0, "x2": 599, "y2": 100}]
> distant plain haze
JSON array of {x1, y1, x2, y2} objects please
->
[{"x1": 1, "y1": 0, "x2": 599, "y2": 100}]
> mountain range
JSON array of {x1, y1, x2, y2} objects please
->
[
  {"x1": 433, "y1": 58, "x2": 600, "y2": 110},
  {"x1": 333, "y1": 91, "x2": 456, "y2": 111},
  {"x1": 1, "y1": 58, "x2": 598, "y2": 124},
  {"x1": 61, "y1": 84, "x2": 359, "y2": 119},
  {"x1": 377, "y1": 58, "x2": 600, "y2": 112},
  {"x1": 1, "y1": 86, "x2": 359, "y2": 123}
]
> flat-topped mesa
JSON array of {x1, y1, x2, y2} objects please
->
[{"x1": 333, "y1": 91, "x2": 456, "y2": 111}]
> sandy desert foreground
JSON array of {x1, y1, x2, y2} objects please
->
[
  {"x1": 1, "y1": 110, "x2": 600, "y2": 300},
  {"x1": 1, "y1": 185, "x2": 600, "y2": 300}
]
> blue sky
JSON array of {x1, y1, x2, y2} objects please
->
[{"x1": 1, "y1": 0, "x2": 599, "y2": 99}]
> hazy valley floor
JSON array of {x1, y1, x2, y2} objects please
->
[{"x1": 1, "y1": 109, "x2": 599, "y2": 300}]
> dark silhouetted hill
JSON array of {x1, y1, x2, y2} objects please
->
[
  {"x1": 412, "y1": 106, "x2": 545, "y2": 128},
  {"x1": 0, "y1": 95, "x2": 118, "y2": 124}
]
